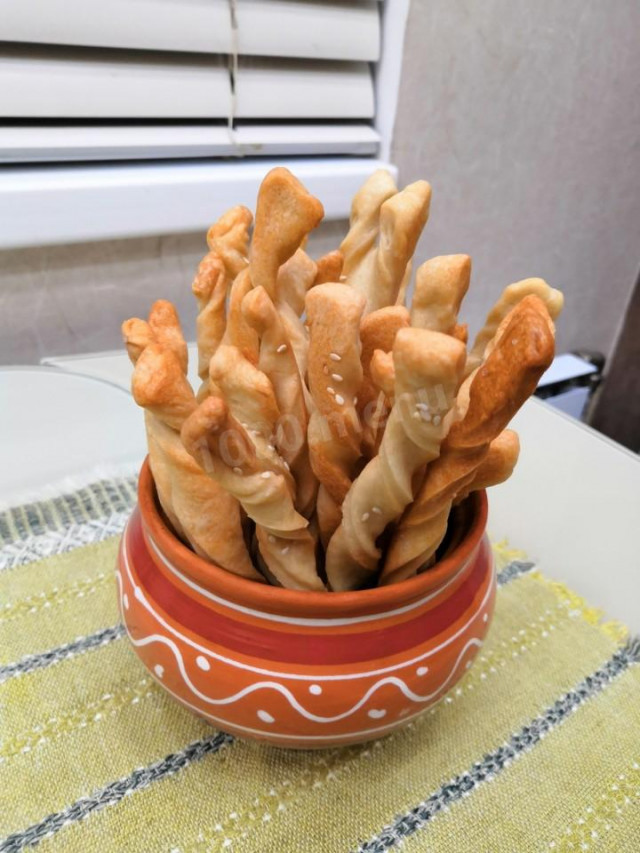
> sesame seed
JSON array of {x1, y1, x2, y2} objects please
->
[
  {"x1": 416, "y1": 402, "x2": 430, "y2": 412},
  {"x1": 412, "y1": 411, "x2": 421, "y2": 419},
  {"x1": 232, "y1": 467, "x2": 242, "y2": 475},
  {"x1": 335, "y1": 394, "x2": 345, "y2": 405},
  {"x1": 330, "y1": 353, "x2": 341, "y2": 361},
  {"x1": 331, "y1": 373, "x2": 343, "y2": 382},
  {"x1": 323, "y1": 365, "x2": 329, "y2": 375},
  {"x1": 420, "y1": 410, "x2": 432, "y2": 422},
  {"x1": 281, "y1": 546, "x2": 290, "y2": 555},
  {"x1": 267, "y1": 444, "x2": 275, "y2": 452},
  {"x1": 327, "y1": 387, "x2": 335, "y2": 395},
  {"x1": 432, "y1": 414, "x2": 442, "y2": 426},
  {"x1": 283, "y1": 461, "x2": 290, "y2": 471},
  {"x1": 268, "y1": 534, "x2": 276, "y2": 543},
  {"x1": 354, "y1": 397, "x2": 358, "y2": 405},
  {"x1": 276, "y1": 344, "x2": 287, "y2": 353},
  {"x1": 261, "y1": 471, "x2": 271, "y2": 479},
  {"x1": 361, "y1": 512, "x2": 370, "y2": 522},
  {"x1": 241, "y1": 422, "x2": 249, "y2": 428},
  {"x1": 372, "y1": 506, "x2": 382, "y2": 514}
]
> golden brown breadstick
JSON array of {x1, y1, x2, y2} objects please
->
[
  {"x1": 208, "y1": 343, "x2": 293, "y2": 490},
  {"x1": 131, "y1": 344, "x2": 196, "y2": 432},
  {"x1": 273, "y1": 248, "x2": 317, "y2": 377},
  {"x1": 358, "y1": 306, "x2": 410, "y2": 456},
  {"x1": 395, "y1": 261, "x2": 412, "y2": 307},
  {"x1": 192, "y1": 252, "x2": 228, "y2": 382},
  {"x1": 353, "y1": 181, "x2": 432, "y2": 312},
  {"x1": 466, "y1": 278, "x2": 564, "y2": 376},
  {"x1": 122, "y1": 318, "x2": 154, "y2": 365},
  {"x1": 314, "y1": 250, "x2": 344, "y2": 286},
  {"x1": 181, "y1": 397, "x2": 324, "y2": 590},
  {"x1": 382, "y1": 295, "x2": 556, "y2": 584},
  {"x1": 305, "y1": 284, "x2": 365, "y2": 541},
  {"x1": 453, "y1": 429, "x2": 520, "y2": 504},
  {"x1": 369, "y1": 350, "x2": 395, "y2": 402},
  {"x1": 340, "y1": 169, "x2": 397, "y2": 284},
  {"x1": 221, "y1": 269, "x2": 259, "y2": 365},
  {"x1": 148, "y1": 300, "x2": 189, "y2": 375},
  {"x1": 206, "y1": 205, "x2": 253, "y2": 281},
  {"x1": 242, "y1": 285, "x2": 317, "y2": 516},
  {"x1": 250, "y1": 167, "x2": 324, "y2": 300},
  {"x1": 146, "y1": 413, "x2": 260, "y2": 579},
  {"x1": 410, "y1": 255, "x2": 471, "y2": 335},
  {"x1": 326, "y1": 329, "x2": 466, "y2": 591}
]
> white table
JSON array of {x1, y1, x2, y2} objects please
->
[{"x1": 6, "y1": 350, "x2": 640, "y2": 630}]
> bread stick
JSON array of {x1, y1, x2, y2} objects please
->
[
  {"x1": 410, "y1": 255, "x2": 471, "y2": 335},
  {"x1": 466, "y1": 278, "x2": 564, "y2": 376},
  {"x1": 181, "y1": 397, "x2": 324, "y2": 590},
  {"x1": 242, "y1": 285, "x2": 317, "y2": 516},
  {"x1": 326, "y1": 329, "x2": 466, "y2": 591},
  {"x1": 314, "y1": 250, "x2": 344, "y2": 286},
  {"x1": 131, "y1": 343, "x2": 196, "y2": 432},
  {"x1": 358, "y1": 306, "x2": 410, "y2": 456},
  {"x1": 340, "y1": 169, "x2": 397, "y2": 285},
  {"x1": 147, "y1": 300, "x2": 189, "y2": 375},
  {"x1": 206, "y1": 205, "x2": 253, "y2": 281},
  {"x1": 192, "y1": 252, "x2": 228, "y2": 382},
  {"x1": 250, "y1": 167, "x2": 324, "y2": 300},
  {"x1": 453, "y1": 429, "x2": 520, "y2": 505},
  {"x1": 353, "y1": 181, "x2": 432, "y2": 312},
  {"x1": 382, "y1": 295, "x2": 555, "y2": 584}
]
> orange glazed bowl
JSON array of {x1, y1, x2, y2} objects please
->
[{"x1": 116, "y1": 459, "x2": 495, "y2": 749}]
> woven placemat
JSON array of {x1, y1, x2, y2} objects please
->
[{"x1": 1, "y1": 478, "x2": 638, "y2": 852}]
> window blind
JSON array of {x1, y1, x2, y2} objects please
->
[{"x1": 0, "y1": 0, "x2": 381, "y2": 163}]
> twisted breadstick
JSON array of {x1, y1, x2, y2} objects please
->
[
  {"x1": 208, "y1": 344, "x2": 293, "y2": 490},
  {"x1": 358, "y1": 306, "x2": 410, "y2": 456},
  {"x1": 147, "y1": 300, "x2": 188, "y2": 375},
  {"x1": 410, "y1": 255, "x2": 471, "y2": 334},
  {"x1": 121, "y1": 317, "x2": 154, "y2": 365},
  {"x1": 250, "y1": 167, "x2": 324, "y2": 300},
  {"x1": 453, "y1": 429, "x2": 520, "y2": 505},
  {"x1": 242, "y1": 285, "x2": 317, "y2": 516},
  {"x1": 466, "y1": 278, "x2": 564, "y2": 376},
  {"x1": 131, "y1": 343, "x2": 196, "y2": 432},
  {"x1": 382, "y1": 295, "x2": 556, "y2": 584},
  {"x1": 326, "y1": 329, "x2": 466, "y2": 591},
  {"x1": 273, "y1": 248, "x2": 317, "y2": 378},
  {"x1": 221, "y1": 269, "x2": 259, "y2": 365},
  {"x1": 353, "y1": 181, "x2": 432, "y2": 313},
  {"x1": 192, "y1": 253, "x2": 227, "y2": 382},
  {"x1": 314, "y1": 250, "x2": 343, "y2": 286},
  {"x1": 306, "y1": 285, "x2": 365, "y2": 518},
  {"x1": 340, "y1": 169, "x2": 397, "y2": 284},
  {"x1": 206, "y1": 205, "x2": 253, "y2": 281},
  {"x1": 124, "y1": 334, "x2": 256, "y2": 577},
  {"x1": 181, "y1": 397, "x2": 324, "y2": 590}
]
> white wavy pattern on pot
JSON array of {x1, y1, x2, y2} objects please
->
[
  {"x1": 119, "y1": 521, "x2": 495, "y2": 683},
  {"x1": 121, "y1": 604, "x2": 482, "y2": 725}
]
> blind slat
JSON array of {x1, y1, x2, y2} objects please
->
[
  {"x1": 0, "y1": 47, "x2": 375, "y2": 120},
  {"x1": 236, "y1": 59, "x2": 375, "y2": 119},
  {"x1": 0, "y1": 125, "x2": 380, "y2": 163},
  {"x1": 1, "y1": 0, "x2": 379, "y2": 61}
]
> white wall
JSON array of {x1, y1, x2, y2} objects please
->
[{"x1": 392, "y1": 0, "x2": 640, "y2": 357}]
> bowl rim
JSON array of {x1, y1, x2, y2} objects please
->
[{"x1": 137, "y1": 457, "x2": 488, "y2": 617}]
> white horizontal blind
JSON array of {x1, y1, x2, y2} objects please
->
[{"x1": 0, "y1": 0, "x2": 381, "y2": 162}]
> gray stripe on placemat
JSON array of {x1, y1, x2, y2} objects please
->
[
  {"x1": 355, "y1": 637, "x2": 640, "y2": 853},
  {"x1": 496, "y1": 560, "x2": 535, "y2": 586},
  {"x1": 0, "y1": 624, "x2": 125, "y2": 684},
  {"x1": 0, "y1": 476, "x2": 136, "y2": 549},
  {"x1": 0, "y1": 510, "x2": 130, "y2": 571},
  {"x1": 0, "y1": 732, "x2": 234, "y2": 852}
]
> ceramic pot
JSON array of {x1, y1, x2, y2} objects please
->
[{"x1": 116, "y1": 459, "x2": 495, "y2": 748}]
